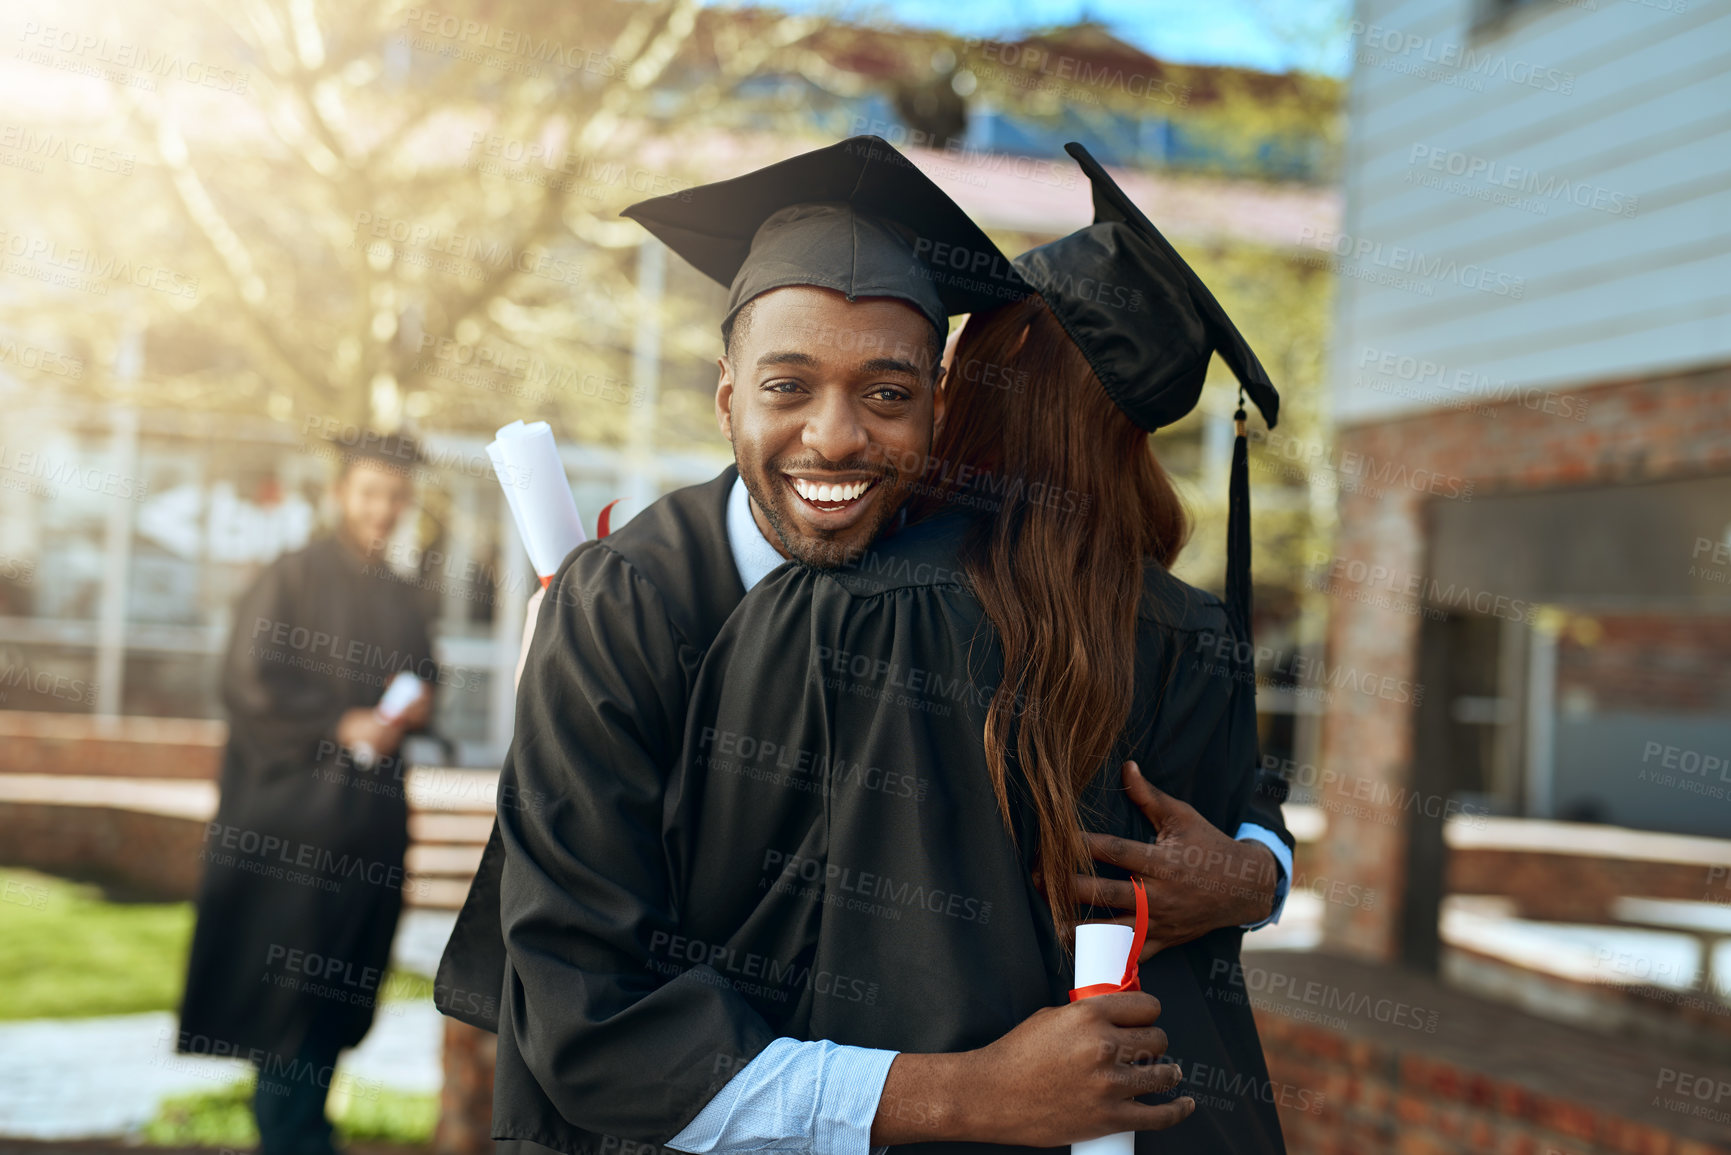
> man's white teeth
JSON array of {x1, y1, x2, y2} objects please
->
[{"x1": 791, "y1": 477, "x2": 870, "y2": 503}]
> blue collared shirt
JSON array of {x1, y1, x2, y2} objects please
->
[{"x1": 667, "y1": 478, "x2": 1292, "y2": 1155}]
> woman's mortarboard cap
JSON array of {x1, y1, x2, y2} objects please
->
[{"x1": 1013, "y1": 142, "x2": 1280, "y2": 432}]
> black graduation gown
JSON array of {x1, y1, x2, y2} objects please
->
[
  {"x1": 437, "y1": 465, "x2": 775, "y2": 1153},
  {"x1": 664, "y1": 510, "x2": 1289, "y2": 1155},
  {"x1": 177, "y1": 533, "x2": 436, "y2": 1060}
]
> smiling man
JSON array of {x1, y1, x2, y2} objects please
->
[{"x1": 718, "y1": 285, "x2": 943, "y2": 569}]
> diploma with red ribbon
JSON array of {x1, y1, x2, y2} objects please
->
[
  {"x1": 1069, "y1": 875, "x2": 1148, "y2": 1001},
  {"x1": 486, "y1": 420, "x2": 586, "y2": 589},
  {"x1": 1069, "y1": 876, "x2": 1148, "y2": 1155}
]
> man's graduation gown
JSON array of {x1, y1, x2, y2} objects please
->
[
  {"x1": 663, "y1": 511, "x2": 1288, "y2": 1155},
  {"x1": 177, "y1": 533, "x2": 436, "y2": 1059},
  {"x1": 437, "y1": 466, "x2": 773, "y2": 1153}
]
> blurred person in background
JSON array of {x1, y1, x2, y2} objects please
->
[{"x1": 176, "y1": 433, "x2": 437, "y2": 1155}]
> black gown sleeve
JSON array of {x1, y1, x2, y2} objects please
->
[
  {"x1": 219, "y1": 553, "x2": 349, "y2": 780},
  {"x1": 495, "y1": 544, "x2": 778, "y2": 1143}
]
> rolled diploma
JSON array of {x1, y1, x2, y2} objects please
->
[
  {"x1": 1072, "y1": 922, "x2": 1137, "y2": 1155},
  {"x1": 488, "y1": 420, "x2": 586, "y2": 582},
  {"x1": 375, "y1": 671, "x2": 425, "y2": 723}
]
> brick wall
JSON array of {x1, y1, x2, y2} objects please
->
[
  {"x1": 1446, "y1": 847, "x2": 1724, "y2": 923},
  {"x1": 0, "y1": 800, "x2": 205, "y2": 900},
  {"x1": 1312, "y1": 363, "x2": 1731, "y2": 960},
  {"x1": 1556, "y1": 616, "x2": 1731, "y2": 714},
  {"x1": 1250, "y1": 951, "x2": 1731, "y2": 1155},
  {"x1": 0, "y1": 710, "x2": 224, "y2": 779}
]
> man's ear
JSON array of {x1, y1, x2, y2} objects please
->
[
  {"x1": 715, "y1": 355, "x2": 735, "y2": 442},
  {"x1": 931, "y1": 367, "x2": 947, "y2": 438}
]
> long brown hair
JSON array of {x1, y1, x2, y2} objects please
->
[{"x1": 909, "y1": 294, "x2": 1191, "y2": 947}]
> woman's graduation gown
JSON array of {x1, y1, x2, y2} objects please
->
[{"x1": 666, "y1": 511, "x2": 1288, "y2": 1155}]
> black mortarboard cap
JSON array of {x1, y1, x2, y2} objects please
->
[
  {"x1": 1017, "y1": 142, "x2": 1280, "y2": 645},
  {"x1": 622, "y1": 136, "x2": 1027, "y2": 339},
  {"x1": 1013, "y1": 142, "x2": 1279, "y2": 433}
]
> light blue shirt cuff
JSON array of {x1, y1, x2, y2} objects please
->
[
  {"x1": 668, "y1": 1036, "x2": 899, "y2": 1155},
  {"x1": 1234, "y1": 822, "x2": 1291, "y2": 930}
]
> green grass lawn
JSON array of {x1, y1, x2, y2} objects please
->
[
  {"x1": 142, "y1": 1077, "x2": 439, "y2": 1146},
  {"x1": 0, "y1": 868, "x2": 196, "y2": 1019},
  {"x1": 0, "y1": 867, "x2": 432, "y2": 1017}
]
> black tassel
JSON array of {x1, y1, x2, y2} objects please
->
[{"x1": 1225, "y1": 387, "x2": 1253, "y2": 646}]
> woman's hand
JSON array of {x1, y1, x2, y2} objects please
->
[{"x1": 1056, "y1": 761, "x2": 1279, "y2": 960}]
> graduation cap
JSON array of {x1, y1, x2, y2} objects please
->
[
  {"x1": 1014, "y1": 141, "x2": 1282, "y2": 643},
  {"x1": 622, "y1": 135, "x2": 1028, "y2": 340}
]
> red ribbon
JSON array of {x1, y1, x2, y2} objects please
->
[
  {"x1": 596, "y1": 498, "x2": 622, "y2": 540},
  {"x1": 539, "y1": 574, "x2": 552, "y2": 590},
  {"x1": 1068, "y1": 876, "x2": 1148, "y2": 1002}
]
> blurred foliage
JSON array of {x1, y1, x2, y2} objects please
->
[
  {"x1": 3, "y1": 0, "x2": 1339, "y2": 439},
  {"x1": 2, "y1": 0, "x2": 1339, "y2": 602},
  {"x1": 142, "y1": 1075, "x2": 438, "y2": 1145}
]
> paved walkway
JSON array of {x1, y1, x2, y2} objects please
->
[{"x1": 0, "y1": 911, "x2": 455, "y2": 1140}]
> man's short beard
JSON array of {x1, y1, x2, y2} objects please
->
[{"x1": 741, "y1": 461, "x2": 905, "y2": 570}]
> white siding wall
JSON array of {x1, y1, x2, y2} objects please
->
[{"x1": 1329, "y1": 0, "x2": 1731, "y2": 425}]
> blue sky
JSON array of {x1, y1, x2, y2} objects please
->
[{"x1": 704, "y1": 0, "x2": 1353, "y2": 76}]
